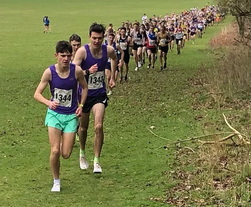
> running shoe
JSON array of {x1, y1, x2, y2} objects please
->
[
  {"x1": 80, "y1": 156, "x2": 89, "y2": 170},
  {"x1": 135, "y1": 66, "x2": 138, "y2": 71},
  {"x1": 147, "y1": 64, "x2": 151, "y2": 69},
  {"x1": 160, "y1": 66, "x2": 164, "y2": 71},
  {"x1": 138, "y1": 61, "x2": 142, "y2": 68},
  {"x1": 51, "y1": 183, "x2": 60, "y2": 192},
  {"x1": 93, "y1": 163, "x2": 102, "y2": 173},
  {"x1": 107, "y1": 90, "x2": 112, "y2": 96},
  {"x1": 125, "y1": 75, "x2": 128, "y2": 81}
]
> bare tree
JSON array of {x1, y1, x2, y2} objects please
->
[{"x1": 218, "y1": 0, "x2": 251, "y2": 38}]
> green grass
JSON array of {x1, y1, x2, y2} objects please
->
[{"x1": 0, "y1": 0, "x2": 236, "y2": 206}]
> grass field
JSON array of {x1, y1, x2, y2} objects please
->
[{"x1": 0, "y1": 0, "x2": 235, "y2": 206}]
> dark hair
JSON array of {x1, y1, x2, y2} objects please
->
[
  {"x1": 55, "y1": 40, "x2": 72, "y2": 53},
  {"x1": 108, "y1": 32, "x2": 115, "y2": 37},
  {"x1": 120, "y1": 27, "x2": 126, "y2": 31},
  {"x1": 89, "y1": 22, "x2": 105, "y2": 36},
  {"x1": 69, "y1": 34, "x2": 81, "y2": 43}
]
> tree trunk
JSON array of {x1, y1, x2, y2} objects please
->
[{"x1": 236, "y1": 16, "x2": 246, "y2": 38}]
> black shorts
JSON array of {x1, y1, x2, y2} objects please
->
[
  {"x1": 105, "y1": 61, "x2": 111, "y2": 70},
  {"x1": 44, "y1": 24, "x2": 49, "y2": 26},
  {"x1": 105, "y1": 59, "x2": 120, "y2": 72},
  {"x1": 133, "y1": 43, "x2": 142, "y2": 50},
  {"x1": 171, "y1": 35, "x2": 175, "y2": 40},
  {"x1": 123, "y1": 50, "x2": 130, "y2": 64},
  {"x1": 147, "y1": 47, "x2": 157, "y2": 54},
  {"x1": 83, "y1": 93, "x2": 108, "y2": 113},
  {"x1": 176, "y1": 38, "x2": 182, "y2": 45},
  {"x1": 159, "y1": 45, "x2": 169, "y2": 53}
]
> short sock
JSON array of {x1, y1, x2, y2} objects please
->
[
  {"x1": 80, "y1": 149, "x2": 85, "y2": 157},
  {"x1": 53, "y1": 179, "x2": 60, "y2": 184},
  {"x1": 94, "y1": 157, "x2": 100, "y2": 164}
]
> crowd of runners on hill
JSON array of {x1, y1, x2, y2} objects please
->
[
  {"x1": 67, "y1": 4, "x2": 224, "y2": 95},
  {"x1": 37, "y1": 4, "x2": 225, "y2": 192},
  {"x1": 102, "y1": 4, "x2": 223, "y2": 87}
]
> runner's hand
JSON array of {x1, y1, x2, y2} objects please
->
[
  {"x1": 109, "y1": 78, "x2": 116, "y2": 88},
  {"x1": 48, "y1": 101, "x2": 59, "y2": 110},
  {"x1": 75, "y1": 107, "x2": 83, "y2": 117},
  {"x1": 89, "y1": 63, "x2": 98, "y2": 74}
]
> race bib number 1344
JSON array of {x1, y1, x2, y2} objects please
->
[{"x1": 54, "y1": 88, "x2": 72, "y2": 107}]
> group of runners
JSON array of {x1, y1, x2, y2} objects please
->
[
  {"x1": 102, "y1": 4, "x2": 222, "y2": 81},
  {"x1": 35, "y1": 4, "x2": 223, "y2": 192}
]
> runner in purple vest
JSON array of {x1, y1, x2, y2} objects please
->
[
  {"x1": 34, "y1": 40, "x2": 88, "y2": 192},
  {"x1": 73, "y1": 23, "x2": 117, "y2": 174}
]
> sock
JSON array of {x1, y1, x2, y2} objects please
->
[
  {"x1": 94, "y1": 157, "x2": 100, "y2": 164},
  {"x1": 80, "y1": 149, "x2": 85, "y2": 157},
  {"x1": 53, "y1": 179, "x2": 60, "y2": 184}
]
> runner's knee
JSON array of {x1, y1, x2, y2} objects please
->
[
  {"x1": 94, "y1": 123, "x2": 103, "y2": 133},
  {"x1": 62, "y1": 151, "x2": 71, "y2": 159},
  {"x1": 79, "y1": 125, "x2": 88, "y2": 132},
  {"x1": 51, "y1": 148, "x2": 60, "y2": 158}
]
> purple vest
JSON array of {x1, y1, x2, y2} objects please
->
[
  {"x1": 49, "y1": 63, "x2": 78, "y2": 114},
  {"x1": 81, "y1": 44, "x2": 108, "y2": 96}
]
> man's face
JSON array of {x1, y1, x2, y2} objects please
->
[
  {"x1": 55, "y1": 52, "x2": 71, "y2": 67},
  {"x1": 133, "y1": 24, "x2": 138, "y2": 31},
  {"x1": 71, "y1": 40, "x2": 81, "y2": 53},
  {"x1": 120, "y1": 29, "x2": 126, "y2": 36},
  {"x1": 108, "y1": 34, "x2": 115, "y2": 43},
  {"x1": 89, "y1": 32, "x2": 104, "y2": 49}
]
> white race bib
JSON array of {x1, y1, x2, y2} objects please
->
[
  {"x1": 149, "y1": 39, "x2": 155, "y2": 46},
  {"x1": 135, "y1": 38, "x2": 142, "y2": 45},
  {"x1": 54, "y1": 88, "x2": 72, "y2": 107},
  {"x1": 160, "y1": 39, "x2": 166, "y2": 45},
  {"x1": 120, "y1": 42, "x2": 127, "y2": 50},
  {"x1": 88, "y1": 71, "x2": 105, "y2": 90}
]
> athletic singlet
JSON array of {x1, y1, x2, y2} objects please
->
[
  {"x1": 169, "y1": 27, "x2": 175, "y2": 36},
  {"x1": 190, "y1": 26, "x2": 196, "y2": 33},
  {"x1": 132, "y1": 31, "x2": 143, "y2": 45},
  {"x1": 80, "y1": 44, "x2": 108, "y2": 96},
  {"x1": 175, "y1": 30, "x2": 183, "y2": 39},
  {"x1": 146, "y1": 31, "x2": 157, "y2": 48},
  {"x1": 49, "y1": 63, "x2": 78, "y2": 114},
  {"x1": 158, "y1": 32, "x2": 169, "y2": 47},
  {"x1": 105, "y1": 42, "x2": 117, "y2": 62},
  {"x1": 118, "y1": 36, "x2": 129, "y2": 51}
]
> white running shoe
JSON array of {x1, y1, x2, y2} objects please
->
[
  {"x1": 138, "y1": 61, "x2": 142, "y2": 68},
  {"x1": 93, "y1": 163, "x2": 102, "y2": 173},
  {"x1": 51, "y1": 183, "x2": 60, "y2": 192},
  {"x1": 135, "y1": 66, "x2": 138, "y2": 71},
  {"x1": 107, "y1": 90, "x2": 112, "y2": 96},
  {"x1": 80, "y1": 156, "x2": 89, "y2": 170}
]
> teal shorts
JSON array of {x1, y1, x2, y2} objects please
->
[{"x1": 45, "y1": 109, "x2": 79, "y2": 133}]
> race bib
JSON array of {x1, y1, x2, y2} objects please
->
[
  {"x1": 135, "y1": 38, "x2": 142, "y2": 45},
  {"x1": 54, "y1": 88, "x2": 72, "y2": 107},
  {"x1": 120, "y1": 42, "x2": 127, "y2": 50},
  {"x1": 88, "y1": 71, "x2": 105, "y2": 90},
  {"x1": 160, "y1": 39, "x2": 166, "y2": 45},
  {"x1": 149, "y1": 39, "x2": 155, "y2": 46}
]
